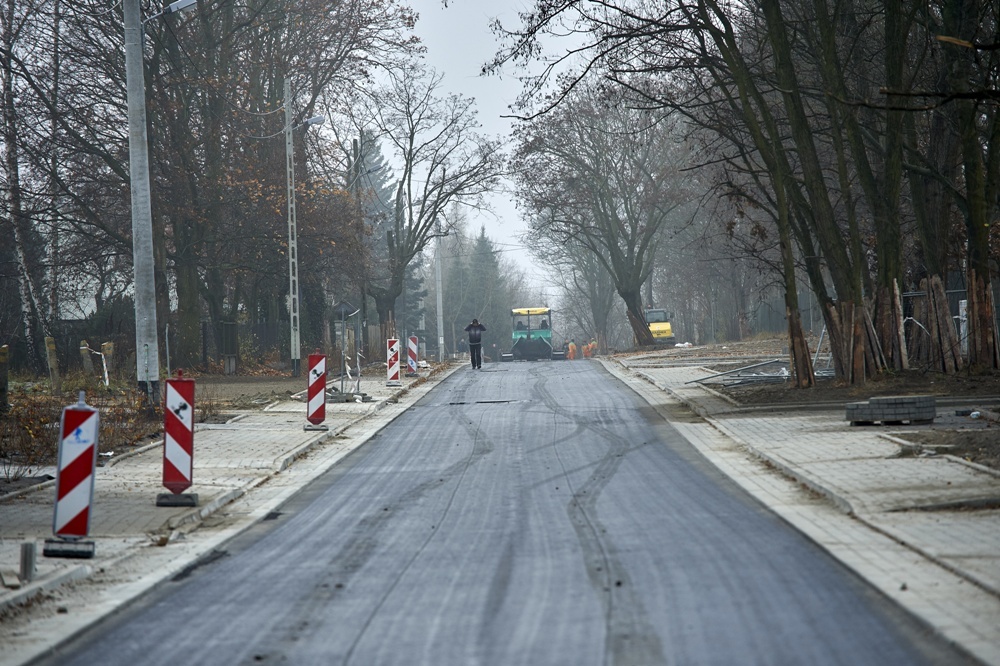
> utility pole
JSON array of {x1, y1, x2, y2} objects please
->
[
  {"x1": 435, "y1": 224, "x2": 445, "y2": 362},
  {"x1": 285, "y1": 79, "x2": 301, "y2": 377},
  {"x1": 352, "y1": 137, "x2": 368, "y2": 361},
  {"x1": 123, "y1": 0, "x2": 160, "y2": 404}
]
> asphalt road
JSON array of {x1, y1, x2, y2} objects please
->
[{"x1": 43, "y1": 362, "x2": 966, "y2": 665}]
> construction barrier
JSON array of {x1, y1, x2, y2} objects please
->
[
  {"x1": 406, "y1": 336, "x2": 419, "y2": 376},
  {"x1": 45, "y1": 392, "x2": 99, "y2": 558},
  {"x1": 387, "y1": 338, "x2": 401, "y2": 386},
  {"x1": 306, "y1": 352, "x2": 328, "y2": 429},
  {"x1": 162, "y1": 372, "x2": 195, "y2": 497},
  {"x1": 52, "y1": 393, "x2": 99, "y2": 539}
]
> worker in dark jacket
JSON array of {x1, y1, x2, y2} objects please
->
[{"x1": 464, "y1": 318, "x2": 486, "y2": 369}]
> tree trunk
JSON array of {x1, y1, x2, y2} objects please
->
[
  {"x1": 47, "y1": 0, "x2": 61, "y2": 331},
  {"x1": 759, "y1": 0, "x2": 869, "y2": 383},
  {"x1": 786, "y1": 307, "x2": 814, "y2": 388},
  {"x1": 174, "y1": 256, "x2": 202, "y2": 369},
  {"x1": 3, "y1": 8, "x2": 47, "y2": 374},
  {"x1": 934, "y1": 276, "x2": 962, "y2": 372},
  {"x1": 773, "y1": 153, "x2": 814, "y2": 387},
  {"x1": 372, "y1": 276, "x2": 404, "y2": 345},
  {"x1": 813, "y1": 0, "x2": 907, "y2": 373},
  {"x1": 967, "y1": 269, "x2": 999, "y2": 370},
  {"x1": 621, "y1": 290, "x2": 655, "y2": 346},
  {"x1": 875, "y1": 284, "x2": 908, "y2": 372}
]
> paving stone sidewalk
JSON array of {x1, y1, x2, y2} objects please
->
[
  {"x1": 613, "y1": 358, "x2": 1000, "y2": 665},
  {"x1": 0, "y1": 370, "x2": 437, "y2": 616}
]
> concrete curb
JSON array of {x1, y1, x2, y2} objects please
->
[
  {"x1": 0, "y1": 563, "x2": 92, "y2": 615},
  {"x1": 879, "y1": 433, "x2": 1000, "y2": 480},
  {"x1": 657, "y1": 379, "x2": 861, "y2": 515},
  {"x1": 608, "y1": 361, "x2": 858, "y2": 516}
]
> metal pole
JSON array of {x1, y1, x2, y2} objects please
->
[
  {"x1": 355, "y1": 315, "x2": 362, "y2": 393},
  {"x1": 435, "y1": 228, "x2": 445, "y2": 362},
  {"x1": 285, "y1": 80, "x2": 301, "y2": 377},
  {"x1": 124, "y1": 0, "x2": 160, "y2": 402}
]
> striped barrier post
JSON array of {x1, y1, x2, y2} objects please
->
[
  {"x1": 406, "y1": 336, "x2": 419, "y2": 376},
  {"x1": 157, "y1": 371, "x2": 198, "y2": 507},
  {"x1": 44, "y1": 391, "x2": 99, "y2": 558},
  {"x1": 305, "y1": 352, "x2": 329, "y2": 430},
  {"x1": 386, "y1": 338, "x2": 401, "y2": 386}
]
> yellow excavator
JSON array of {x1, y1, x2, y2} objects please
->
[{"x1": 643, "y1": 308, "x2": 675, "y2": 345}]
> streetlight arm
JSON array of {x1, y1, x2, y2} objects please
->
[{"x1": 144, "y1": 0, "x2": 197, "y2": 24}]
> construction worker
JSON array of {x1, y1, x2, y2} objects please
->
[{"x1": 568, "y1": 339, "x2": 577, "y2": 360}]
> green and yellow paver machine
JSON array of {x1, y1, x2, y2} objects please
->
[{"x1": 500, "y1": 307, "x2": 566, "y2": 361}]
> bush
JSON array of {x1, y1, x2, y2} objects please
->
[
  {"x1": 0, "y1": 387, "x2": 160, "y2": 482},
  {"x1": 0, "y1": 392, "x2": 62, "y2": 481}
]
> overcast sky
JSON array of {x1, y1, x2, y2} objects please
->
[{"x1": 406, "y1": 0, "x2": 550, "y2": 288}]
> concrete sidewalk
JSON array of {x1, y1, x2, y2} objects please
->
[
  {"x1": 0, "y1": 365, "x2": 457, "y2": 664},
  {"x1": 607, "y1": 357, "x2": 1000, "y2": 666}
]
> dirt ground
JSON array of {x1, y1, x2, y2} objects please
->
[
  {"x1": 194, "y1": 374, "x2": 307, "y2": 409},
  {"x1": 623, "y1": 338, "x2": 1000, "y2": 471}
]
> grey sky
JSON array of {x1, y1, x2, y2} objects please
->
[{"x1": 407, "y1": 0, "x2": 547, "y2": 286}]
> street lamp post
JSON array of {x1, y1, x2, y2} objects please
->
[
  {"x1": 283, "y1": 79, "x2": 323, "y2": 377},
  {"x1": 435, "y1": 227, "x2": 445, "y2": 362},
  {"x1": 123, "y1": 0, "x2": 196, "y2": 404}
]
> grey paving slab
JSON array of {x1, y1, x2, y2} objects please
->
[{"x1": 877, "y1": 510, "x2": 1000, "y2": 592}]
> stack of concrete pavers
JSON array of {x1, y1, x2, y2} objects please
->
[{"x1": 846, "y1": 395, "x2": 936, "y2": 426}]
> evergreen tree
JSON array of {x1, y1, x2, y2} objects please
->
[
  {"x1": 441, "y1": 229, "x2": 473, "y2": 353},
  {"x1": 397, "y1": 258, "x2": 427, "y2": 340},
  {"x1": 469, "y1": 227, "x2": 509, "y2": 360}
]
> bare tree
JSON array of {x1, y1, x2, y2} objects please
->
[
  {"x1": 524, "y1": 214, "x2": 618, "y2": 353},
  {"x1": 359, "y1": 66, "x2": 504, "y2": 337},
  {"x1": 513, "y1": 86, "x2": 694, "y2": 346}
]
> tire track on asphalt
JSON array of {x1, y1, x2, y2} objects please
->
[
  {"x1": 340, "y1": 392, "x2": 499, "y2": 665},
  {"x1": 243, "y1": 372, "x2": 500, "y2": 661},
  {"x1": 531, "y1": 363, "x2": 666, "y2": 666}
]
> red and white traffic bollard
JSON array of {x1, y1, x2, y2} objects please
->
[
  {"x1": 386, "y1": 338, "x2": 401, "y2": 386},
  {"x1": 157, "y1": 371, "x2": 198, "y2": 507},
  {"x1": 305, "y1": 352, "x2": 329, "y2": 431},
  {"x1": 406, "y1": 336, "x2": 419, "y2": 377},
  {"x1": 44, "y1": 391, "x2": 99, "y2": 558}
]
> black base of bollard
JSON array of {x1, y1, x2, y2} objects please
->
[
  {"x1": 156, "y1": 493, "x2": 199, "y2": 507},
  {"x1": 43, "y1": 539, "x2": 96, "y2": 559},
  {"x1": 304, "y1": 423, "x2": 330, "y2": 431}
]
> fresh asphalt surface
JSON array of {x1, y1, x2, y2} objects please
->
[{"x1": 42, "y1": 362, "x2": 966, "y2": 665}]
